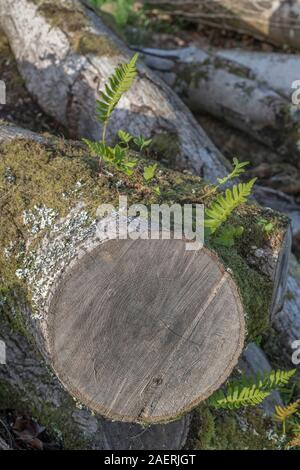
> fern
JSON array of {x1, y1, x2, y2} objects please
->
[
  {"x1": 205, "y1": 178, "x2": 257, "y2": 234},
  {"x1": 274, "y1": 400, "x2": 300, "y2": 434},
  {"x1": 260, "y1": 369, "x2": 296, "y2": 391},
  {"x1": 210, "y1": 384, "x2": 270, "y2": 410},
  {"x1": 118, "y1": 130, "x2": 133, "y2": 145},
  {"x1": 209, "y1": 369, "x2": 296, "y2": 411},
  {"x1": 217, "y1": 158, "x2": 249, "y2": 186},
  {"x1": 96, "y1": 53, "x2": 139, "y2": 142}
]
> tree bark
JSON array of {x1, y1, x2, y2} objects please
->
[
  {"x1": 218, "y1": 50, "x2": 300, "y2": 101},
  {"x1": 144, "y1": 0, "x2": 300, "y2": 50},
  {"x1": 0, "y1": 0, "x2": 229, "y2": 183},
  {"x1": 0, "y1": 123, "x2": 290, "y2": 427},
  {"x1": 138, "y1": 46, "x2": 300, "y2": 165}
]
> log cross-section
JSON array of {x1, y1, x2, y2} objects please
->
[
  {"x1": 0, "y1": 124, "x2": 290, "y2": 427},
  {"x1": 49, "y1": 239, "x2": 245, "y2": 423}
]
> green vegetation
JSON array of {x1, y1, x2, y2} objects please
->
[
  {"x1": 83, "y1": 52, "x2": 159, "y2": 185},
  {"x1": 209, "y1": 369, "x2": 296, "y2": 410}
]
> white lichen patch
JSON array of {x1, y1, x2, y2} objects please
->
[
  {"x1": 23, "y1": 205, "x2": 58, "y2": 235},
  {"x1": 22, "y1": 206, "x2": 97, "y2": 316}
]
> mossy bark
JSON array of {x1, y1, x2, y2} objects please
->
[{"x1": 0, "y1": 0, "x2": 229, "y2": 182}]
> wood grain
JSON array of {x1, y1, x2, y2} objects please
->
[{"x1": 48, "y1": 239, "x2": 245, "y2": 423}]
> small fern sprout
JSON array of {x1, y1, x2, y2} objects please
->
[
  {"x1": 143, "y1": 163, "x2": 157, "y2": 182},
  {"x1": 134, "y1": 135, "x2": 152, "y2": 152},
  {"x1": 217, "y1": 158, "x2": 250, "y2": 186},
  {"x1": 203, "y1": 157, "x2": 250, "y2": 200},
  {"x1": 118, "y1": 130, "x2": 134, "y2": 146}
]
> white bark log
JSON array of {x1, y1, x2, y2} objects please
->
[
  {"x1": 218, "y1": 50, "x2": 300, "y2": 101},
  {"x1": 144, "y1": 0, "x2": 300, "y2": 50},
  {"x1": 138, "y1": 46, "x2": 300, "y2": 163},
  {"x1": 0, "y1": 0, "x2": 229, "y2": 182}
]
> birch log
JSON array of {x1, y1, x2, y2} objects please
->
[
  {"x1": 0, "y1": 123, "x2": 291, "y2": 426},
  {"x1": 0, "y1": 0, "x2": 229, "y2": 182},
  {"x1": 218, "y1": 50, "x2": 300, "y2": 101},
  {"x1": 138, "y1": 46, "x2": 300, "y2": 164},
  {"x1": 144, "y1": 0, "x2": 300, "y2": 50}
]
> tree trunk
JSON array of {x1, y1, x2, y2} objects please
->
[
  {"x1": 144, "y1": 0, "x2": 300, "y2": 50},
  {"x1": 138, "y1": 46, "x2": 300, "y2": 165},
  {"x1": 0, "y1": 123, "x2": 291, "y2": 427},
  {"x1": 0, "y1": 0, "x2": 230, "y2": 183}
]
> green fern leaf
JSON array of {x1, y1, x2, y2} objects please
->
[
  {"x1": 209, "y1": 368, "x2": 296, "y2": 411},
  {"x1": 96, "y1": 53, "x2": 139, "y2": 125},
  {"x1": 210, "y1": 385, "x2": 270, "y2": 410},
  {"x1": 205, "y1": 178, "x2": 257, "y2": 233},
  {"x1": 260, "y1": 369, "x2": 296, "y2": 391},
  {"x1": 217, "y1": 158, "x2": 250, "y2": 186}
]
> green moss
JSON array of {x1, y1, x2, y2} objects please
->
[
  {"x1": 213, "y1": 244, "x2": 273, "y2": 341},
  {"x1": 32, "y1": 1, "x2": 120, "y2": 56},
  {"x1": 0, "y1": 286, "x2": 33, "y2": 343},
  {"x1": 190, "y1": 405, "x2": 281, "y2": 450},
  {"x1": 0, "y1": 380, "x2": 88, "y2": 449},
  {"x1": 75, "y1": 32, "x2": 119, "y2": 56},
  {"x1": 150, "y1": 132, "x2": 181, "y2": 166}
]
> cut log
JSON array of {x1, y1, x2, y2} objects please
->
[
  {"x1": 0, "y1": 0, "x2": 229, "y2": 183},
  {"x1": 137, "y1": 46, "x2": 300, "y2": 164},
  {"x1": 144, "y1": 0, "x2": 300, "y2": 50},
  {"x1": 0, "y1": 123, "x2": 290, "y2": 425}
]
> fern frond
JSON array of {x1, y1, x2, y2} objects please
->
[
  {"x1": 274, "y1": 400, "x2": 300, "y2": 423},
  {"x1": 260, "y1": 369, "x2": 296, "y2": 391},
  {"x1": 217, "y1": 158, "x2": 249, "y2": 186},
  {"x1": 205, "y1": 178, "x2": 257, "y2": 233},
  {"x1": 209, "y1": 384, "x2": 270, "y2": 410},
  {"x1": 96, "y1": 53, "x2": 139, "y2": 126},
  {"x1": 209, "y1": 368, "x2": 296, "y2": 411}
]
